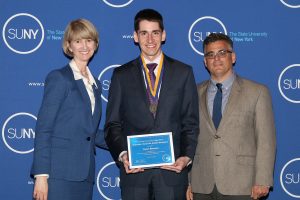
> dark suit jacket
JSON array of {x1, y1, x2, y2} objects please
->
[
  {"x1": 31, "y1": 65, "x2": 106, "y2": 181},
  {"x1": 105, "y1": 55, "x2": 199, "y2": 186}
]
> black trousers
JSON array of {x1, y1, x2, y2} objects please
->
[{"x1": 121, "y1": 169, "x2": 187, "y2": 200}]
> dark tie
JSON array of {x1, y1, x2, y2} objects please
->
[
  {"x1": 146, "y1": 63, "x2": 157, "y2": 88},
  {"x1": 213, "y1": 83, "x2": 222, "y2": 129}
]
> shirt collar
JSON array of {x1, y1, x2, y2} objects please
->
[
  {"x1": 142, "y1": 52, "x2": 162, "y2": 65},
  {"x1": 209, "y1": 72, "x2": 235, "y2": 91},
  {"x1": 69, "y1": 59, "x2": 98, "y2": 88}
]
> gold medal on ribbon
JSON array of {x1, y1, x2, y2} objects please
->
[
  {"x1": 141, "y1": 54, "x2": 164, "y2": 116},
  {"x1": 141, "y1": 54, "x2": 164, "y2": 98},
  {"x1": 149, "y1": 103, "x2": 157, "y2": 114}
]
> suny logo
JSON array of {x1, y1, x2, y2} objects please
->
[
  {"x1": 278, "y1": 64, "x2": 300, "y2": 103},
  {"x1": 102, "y1": 0, "x2": 134, "y2": 8},
  {"x1": 2, "y1": 13, "x2": 44, "y2": 54},
  {"x1": 188, "y1": 16, "x2": 227, "y2": 56},
  {"x1": 2, "y1": 112, "x2": 36, "y2": 154},
  {"x1": 97, "y1": 162, "x2": 121, "y2": 200},
  {"x1": 280, "y1": 158, "x2": 300, "y2": 198},
  {"x1": 280, "y1": 0, "x2": 300, "y2": 8},
  {"x1": 98, "y1": 64, "x2": 120, "y2": 102}
]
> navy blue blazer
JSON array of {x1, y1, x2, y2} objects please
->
[
  {"x1": 105, "y1": 55, "x2": 199, "y2": 186},
  {"x1": 31, "y1": 65, "x2": 106, "y2": 181}
]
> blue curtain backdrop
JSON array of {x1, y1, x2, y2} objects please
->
[{"x1": 1, "y1": 0, "x2": 300, "y2": 199}]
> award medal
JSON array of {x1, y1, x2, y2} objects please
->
[{"x1": 141, "y1": 55, "x2": 164, "y2": 115}]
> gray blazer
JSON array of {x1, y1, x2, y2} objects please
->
[{"x1": 191, "y1": 76, "x2": 276, "y2": 195}]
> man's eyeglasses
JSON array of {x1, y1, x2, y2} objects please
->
[{"x1": 204, "y1": 49, "x2": 233, "y2": 59}]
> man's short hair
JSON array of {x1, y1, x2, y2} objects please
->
[
  {"x1": 203, "y1": 33, "x2": 233, "y2": 51},
  {"x1": 134, "y1": 9, "x2": 164, "y2": 32}
]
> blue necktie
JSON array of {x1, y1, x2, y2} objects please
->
[{"x1": 213, "y1": 83, "x2": 222, "y2": 129}]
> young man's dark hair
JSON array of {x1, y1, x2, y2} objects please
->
[
  {"x1": 105, "y1": 8, "x2": 199, "y2": 200},
  {"x1": 134, "y1": 8, "x2": 164, "y2": 31}
]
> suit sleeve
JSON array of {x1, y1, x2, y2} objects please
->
[
  {"x1": 180, "y1": 67, "x2": 200, "y2": 160},
  {"x1": 104, "y1": 69, "x2": 127, "y2": 161},
  {"x1": 254, "y1": 86, "x2": 276, "y2": 186},
  {"x1": 31, "y1": 70, "x2": 68, "y2": 176}
]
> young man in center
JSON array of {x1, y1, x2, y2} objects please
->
[{"x1": 105, "y1": 9, "x2": 199, "y2": 200}]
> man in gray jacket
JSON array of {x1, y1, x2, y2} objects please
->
[{"x1": 187, "y1": 33, "x2": 276, "y2": 200}]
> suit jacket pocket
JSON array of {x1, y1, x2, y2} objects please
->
[{"x1": 237, "y1": 155, "x2": 255, "y2": 166}]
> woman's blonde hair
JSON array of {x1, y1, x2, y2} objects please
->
[{"x1": 62, "y1": 19, "x2": 99, "y2": 57}]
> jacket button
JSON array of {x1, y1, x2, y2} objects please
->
[
  {"x1": 86, "y1": 137, "x2": 91, "y2": 141},
  {"x1": 214, "y1": 135, "x2": 220, "y2": 139}
]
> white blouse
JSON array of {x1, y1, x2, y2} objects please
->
[{"x1": 69, "y1": 59, "x2": 98, "y2": 114}]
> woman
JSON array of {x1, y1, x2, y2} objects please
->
[{"x1": 31, "y1": 19, "x2": 105, "y2": 200}]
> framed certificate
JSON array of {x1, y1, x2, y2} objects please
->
[{"x1": 127, "y1": 132, "x2": 175, "y2": 169}]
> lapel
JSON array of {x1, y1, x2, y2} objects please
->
[
  {"x1": 63, "y1": 65, "x2": 95, "y2": 132},
  {"x1": 75, "y1": 80, "x2": 92, "y2": 114},
  {"x1": 64, "y1": 64, "x2": 93, "y2": 116},
  {"x1": 129, "y1": 55, "x2": 175, "y2": 120},
  {"x1": 130, "y1": 57, "x2": 153, "y2": 117},
  {"x1": 72, "y1": 74, "x2": 94, "y2": 134},
  {"x1": 217, "y1": 76, "x2": 242, "y2": 131},
  {"x1": 155, "y1": 55, "x2": 175, "y2": 119},
  {"x1": 92, "y1": 80, "x2": 101, "y2": 127},
  {"x1": 199, "y1": 81, "x2": 216, "y2": 132}
]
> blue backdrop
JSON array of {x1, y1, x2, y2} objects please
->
[{"x1": 1, "y1": 0, "x2": 300, "y2": 199}]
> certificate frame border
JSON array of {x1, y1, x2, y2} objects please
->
[{"x1": 127, "y1": 132, "x2": 175, "y2": 169}]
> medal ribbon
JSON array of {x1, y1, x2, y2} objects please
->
[{"x1": 141, "y1": 54, "x2": 164, "y2": 99}]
